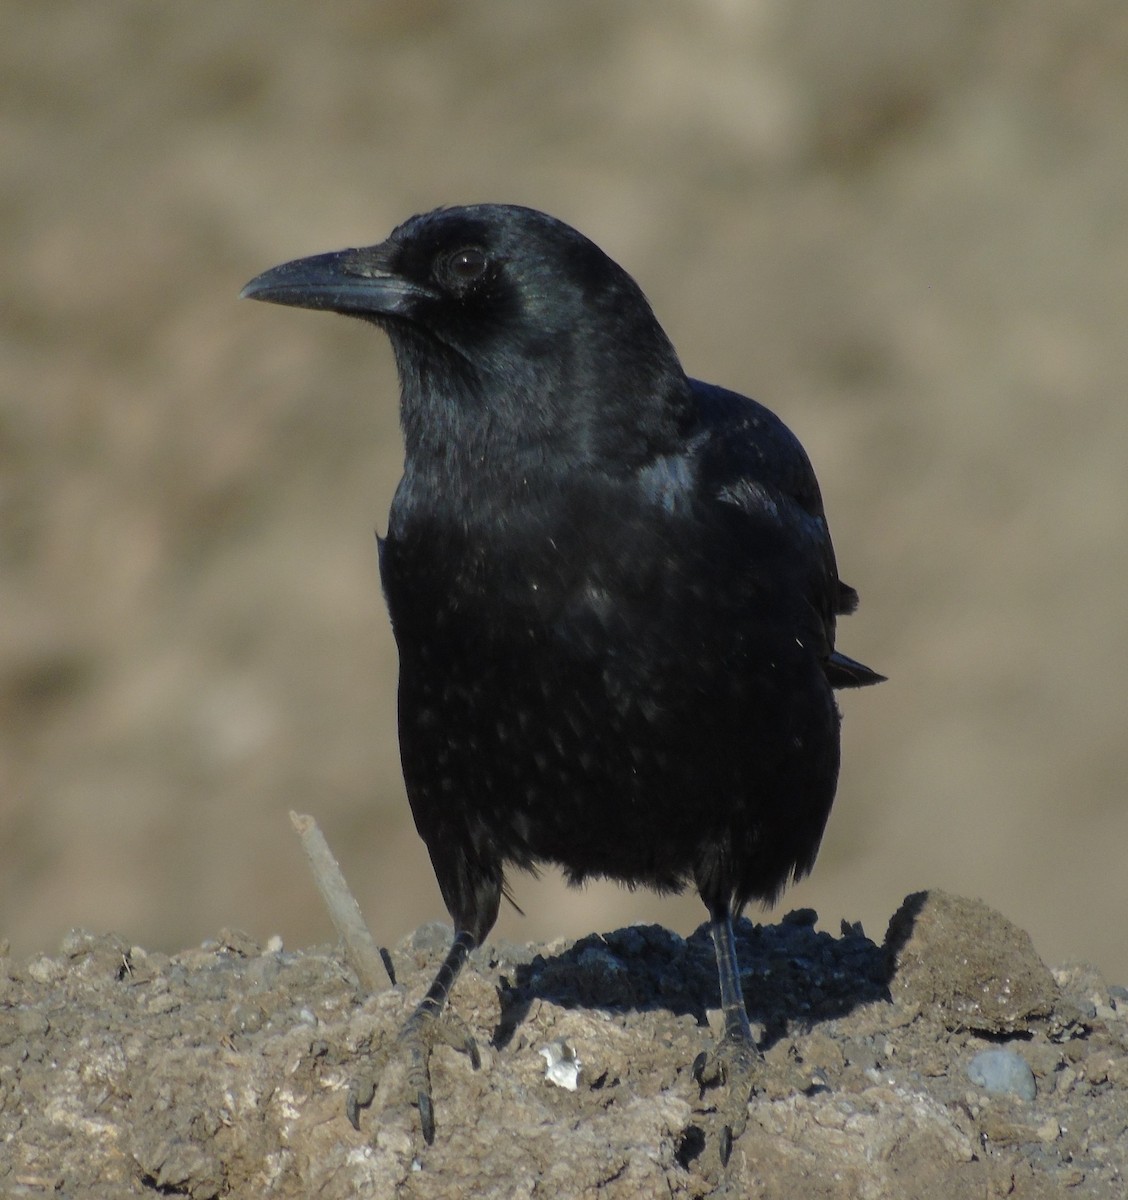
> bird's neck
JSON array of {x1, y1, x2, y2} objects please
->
[{"x1": 395, "y1": 350, "x2": 697, "y2": 496}]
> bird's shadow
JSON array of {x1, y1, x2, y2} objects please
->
[{"x1": 486, "y1": 909, "x2": 891, "y2": 1054}]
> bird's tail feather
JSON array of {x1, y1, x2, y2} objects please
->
[{"x1": 825, "y1": 651, "x2": 885, "y2": 689}]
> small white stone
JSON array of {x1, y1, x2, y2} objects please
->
[{"x1": 539, "y1": 1039, "x2": 581, "y2": 1091}]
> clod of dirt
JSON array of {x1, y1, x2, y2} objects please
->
[{"x1": 884, "y1": 889, "x2": 1058, "y2": 1033}]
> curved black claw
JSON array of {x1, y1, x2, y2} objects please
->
[
  {"x1": 346, "y1": 1006, "x2": 481, "y2": 1144},
  {"x1": 402, "y1": 1018, "x2": 437, "y2": 1144},
  {"x1": 406, "y1": 1008, "x2": 480, "y2": 1143},
  {"x1": 692, "y1": 1034, "x2": 761, "y2": 1170},
  {"x1": 718, "y1": 1122, "x2": 734, "y2": 1169},
  {"x1": 417, "y1": 1088, "x2": 436, "y2": 1145},
  {"x1": 432, "y1": 1012, "x2": 480, "y2": 1070},
  {"x1": 345, "y1": 1076, "x2": 376, "y2": 1131},
  {"x1": 693, "y1": 1047, "x2": 730, "y2": 1088}
]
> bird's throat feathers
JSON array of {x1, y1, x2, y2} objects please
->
[{"x1": 389, "y1": 320, "x2": 697, "y2": 509}]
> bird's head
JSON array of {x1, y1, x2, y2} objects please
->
[{"x1": 242, "y1": 204, "x2": 694, "y2": 474}]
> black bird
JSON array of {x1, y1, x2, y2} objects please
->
[{"x1": 243, "y1": 204, "x2": 883, "y2": 1156}]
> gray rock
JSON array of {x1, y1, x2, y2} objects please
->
[{"x1": 967, "y1": 1048, "x2": 1037, "y2": 1101}]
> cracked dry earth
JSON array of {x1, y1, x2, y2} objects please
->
[{"x1": 1, "y1": 889, "x2": 1125, "y2": 1198}]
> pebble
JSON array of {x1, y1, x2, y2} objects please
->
[
  {"x1": 967, "y1": 1048, "x2": 1037, "y2": 1101},
  {"x1": 27, "y1": 956, "x2": 63, "y2": 985},
  {"x1": 1036, "y1": 1117, "x2": 1061, "y2": 1143},
  {"x1": 539, "y1": 1038, "x2": 581, "y2": 1091},
  {"x1": 59, "y1": 929, "x2": 98, "y2": 958}
]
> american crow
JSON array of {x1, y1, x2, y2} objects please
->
[{"x1": 243, "y1": 204, "x2": 883, "y2": 1159}]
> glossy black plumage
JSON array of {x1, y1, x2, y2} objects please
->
[{"x1": 243, "y1": 204, "x2": 883, "y2": 1153}]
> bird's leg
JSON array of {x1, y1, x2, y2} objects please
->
[
  {"x1": 347, "y1": 928, "x2": 480, "y2": 1144},
  {"x1": 692, "y1": 904, "x2": 761, "y2": 1166}
]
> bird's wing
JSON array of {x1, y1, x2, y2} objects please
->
[
  {"x1": 689, "y1": 379, "x2": 882, "y2": 686},
  {"x1": 689, "y1": 379, "x2": 827, "y2": 521}
]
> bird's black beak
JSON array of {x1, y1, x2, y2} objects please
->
[{"x1": 240, "y1": 244, "x2": 432, "y2": 318}]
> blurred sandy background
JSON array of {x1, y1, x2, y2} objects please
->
[{"x1": 3, "y1": 2, "x2": 1126, "y2": 982}]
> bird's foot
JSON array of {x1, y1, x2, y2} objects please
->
[
  {"x1": 692, "y1": 1031, "x2": 762, "y2": 1168},
  {"x1": 346, "y1": 1004, "x2": 481, "y2": 1144}
]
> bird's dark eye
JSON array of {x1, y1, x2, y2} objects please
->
[{"x1": 444, "y1": 246, "x2": 488, "y2": 288}]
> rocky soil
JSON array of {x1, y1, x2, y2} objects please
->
[{"x1": 2, "y1": 890, "x2": 1124, "y2": 1198}]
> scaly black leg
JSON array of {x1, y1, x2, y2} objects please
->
[
  {"x1": 692, "y1": 904, "x2": 761, "y2": 1166},
  {"x1": 347, "y1": 928, "x2": 481, "y2": 1143}
]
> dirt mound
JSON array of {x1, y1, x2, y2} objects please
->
[{"x1": 3, "y1": 891, "x2": 1124, "y2": 1198}]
